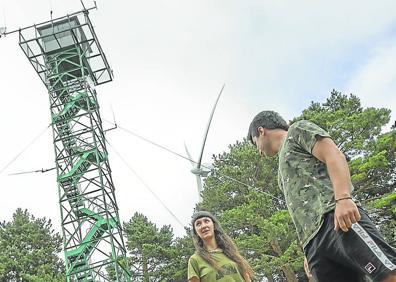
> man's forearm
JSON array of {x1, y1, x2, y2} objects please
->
[{"x1": 324, "y1": 151, "x2": 352, "y2": 199}]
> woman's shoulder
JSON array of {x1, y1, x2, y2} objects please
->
[
  {"x1": 188, "y1": 252, "x2": 201, "y2": 262},
  {"x1": 188, "y1": 252, "x2": 211, "y2": 266}
]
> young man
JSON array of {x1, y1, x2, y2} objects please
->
[{"x1": 248, "y1": 110, "x2": 396, "y2": 282}]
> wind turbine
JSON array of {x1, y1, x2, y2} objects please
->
[{"x1": 185, "y1": 84, "x2": 225, "y2": 201}]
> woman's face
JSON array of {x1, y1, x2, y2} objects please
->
[{"x1": 194, "y1": 216, "x2": 215, "y2": 241}]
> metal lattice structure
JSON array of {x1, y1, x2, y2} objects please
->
[{"x1": 18, "y1": 8, "x2": 131, "y2": 282}]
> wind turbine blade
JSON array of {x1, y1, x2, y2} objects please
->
[
  {"x1": 197, "y1": 83, "x2": 225, "y2": 169},
  {"x1": 184, "y1": 142, "x2": 195, "y2": 167}
]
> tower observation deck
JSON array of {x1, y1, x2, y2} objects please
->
[{"x1": 18, "y1": 7, "x2": 131, "y2": 282}]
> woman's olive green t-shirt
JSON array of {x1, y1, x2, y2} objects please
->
[{"x1": 188, "y1": 250, "x2": 245, "y2": 281}]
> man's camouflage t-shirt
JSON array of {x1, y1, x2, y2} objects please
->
[
  {"x1": 188, "y1": 250, "x2": 245, "y2": 281},
  {"x1": 278, "y1": 120, "x2": 352, "y2": 248}
]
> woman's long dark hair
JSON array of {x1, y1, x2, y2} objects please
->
[{"x1": 192, "y1": 214, "x2": 254, "y2": 281}]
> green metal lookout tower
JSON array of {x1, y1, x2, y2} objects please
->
[{"x1": 17, "y1": 7, "x2": 131, "y2": 282}]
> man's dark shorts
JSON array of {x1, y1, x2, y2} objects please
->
[{"x1": 305, "y1": 207, "x2": 396, "y2": 282}]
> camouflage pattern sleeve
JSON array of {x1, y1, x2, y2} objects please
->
[{"x1": 291, "y1": 120, "x2": 331, "y2": 154}]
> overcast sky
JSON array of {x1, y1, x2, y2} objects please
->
[{"x1": 0, "y1": 0, "x2": 395, "y2": 238}]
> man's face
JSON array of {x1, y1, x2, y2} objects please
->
[{"x1": 252, "y1": 127, "x2": 273, "y2": 157}]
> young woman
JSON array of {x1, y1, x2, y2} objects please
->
[{"x1": 188, "y1": 211, "x2": 254, "y2": 282}]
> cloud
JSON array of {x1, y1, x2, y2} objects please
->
[
  {"x1": 1, "y1": 0, "x2": 396, "y2": 238},
  {"x1": 344, "y1": 38, "x2": 396, "y2": 128}
]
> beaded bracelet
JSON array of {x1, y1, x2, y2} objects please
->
[{"x1": 335, "y1": 196, "x2": 352, "y2": 203}]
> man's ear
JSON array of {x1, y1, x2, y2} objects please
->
[{"x1": 258, "y1": 126, "x2": 265, "y2": 136}]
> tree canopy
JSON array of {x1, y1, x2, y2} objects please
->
[
  {"x1": 0, "y1": 208, "x2": 65, "y2": 282},
  {"x1": 123, "y1": 212, "x2": 194, "y2": 281}
]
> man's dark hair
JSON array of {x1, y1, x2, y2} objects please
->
[{"x1": 248, "y1": 110, "x2": 289, "y2": 144}]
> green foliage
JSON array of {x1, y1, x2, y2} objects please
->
[
  {"x1": 123, "y1": 213, "x2": 194, "y2": 281},
  {"x1": 202, "y1": 141, "x2": 284, "y2": 215},
  {"x1": 292, "y1": 90, "x2": 391, "y2": 158},
  {"x1": 366, "y1": 191, "x2": 396, "y2": 245},
  {"x1": 349, "y1": 131, "x2": 396, "y2": 197},
  {"x1": 170, "y1": 232, "x2": 195, "y2": 281},
  {"x1": 20, "y1": 272, "x2": 65, "y2": 282},
  {"x1": 0, "y1": 208, "x2": 65, "y2": 282},
  {"x1": 371, "y1": 191, "x2": 396, "y2": 210}
]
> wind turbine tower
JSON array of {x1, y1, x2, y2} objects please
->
[{"x1": 14, "y1": 6, "x2": 131, "y2": 282}]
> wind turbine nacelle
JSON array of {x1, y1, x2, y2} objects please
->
[{"x1": 191, "y1": 164, "x2": 213, "y2": 177}]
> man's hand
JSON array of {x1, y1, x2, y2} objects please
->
[{"x1": 334, "y1": 199, "x2": 361, "y2": 232}]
